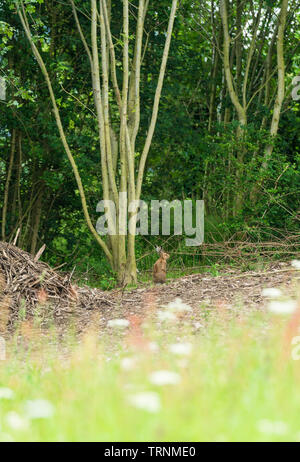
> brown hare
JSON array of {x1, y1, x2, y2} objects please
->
[{"x1": 153, "y1": 247, "x2": 170, "y2": 283}]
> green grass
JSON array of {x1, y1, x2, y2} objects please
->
[{"x1": 1, "y1": 302, "x2": 300, "y2": 442}]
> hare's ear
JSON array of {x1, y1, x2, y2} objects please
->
[{"x1": 155, "y1": 246, "x2": 161, "y2": 254}]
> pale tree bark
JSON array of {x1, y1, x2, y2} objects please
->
[
  {"x1": 219, "y1": 0, "x2": 290, "y2": 213},
  {"x1": 261, "y1": 0, "x2": 289, "y2": 170},
  {"x1": 259, "y1": 24, "x2": 278, "y2": 131},
  {"x1": 16, "y1": 0, "x2": 113, "y2": 267},
  {"x1": 235, "y1": 0, "x2": 242, "y2": 96},
  {"x1": 208, "y1": 9, "x2": 221, "y2": 133},
  {"x1": 220, "y1": 0, "x2": 247, "y2": 214},
  {"x1": 220, "y1": 0, "x2": 247, "y2": 130},
  {"x1": 250, "y1": 0, "x2": 289, "y2": 200},
  {"x1": 242, "y1": 5, "x2": 261, "y2": 110},
  {"x1": 73, "y1": 0, "x2": 177, "y2": 285},
  {"x1": 120, "y1": 0, "x2": 137, "y2": 283},
  {"x1": 17, "y1": 0, "x2": 178, "y2": 285}
]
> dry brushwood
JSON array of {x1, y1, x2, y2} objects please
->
[{"x1": 0, "y1": 242, "x2": 114, "y2": 327}]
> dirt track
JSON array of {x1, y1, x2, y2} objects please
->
[
  {"x1": 0, "y1": 240, "x2": 298, "y2": 333},
  {"x1": 74, "y1": 262, "x2": 299, "y2": 332}
]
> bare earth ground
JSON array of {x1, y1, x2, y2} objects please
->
[
  {"x1": 0, "y1": 240, "x2": 298, "y2": 334},
  {"x1": 73, "y1": 262, "x2": 299, "y2": 333}
]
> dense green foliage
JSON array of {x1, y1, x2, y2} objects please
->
[{"x1": 0, "y1": 0, "x2": 299, "y2": 284}]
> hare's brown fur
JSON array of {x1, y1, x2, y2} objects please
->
[{"x1": 153, "y1": 251, "x2": 170, "y2": 283}]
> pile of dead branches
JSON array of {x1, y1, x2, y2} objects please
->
[
  {"x1": 0, "y1": 241, "x2": 75, "y2": 317},
  {"x1": 0, "y1": 242, "x2": 114, "y2": 325}
]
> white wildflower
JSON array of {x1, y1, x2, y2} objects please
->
[
  {"x1": 128, "y1": 391, "x2": 161, "y2": 413},
  {"x1": 148, "y1": 341, "x2": 159, "y2": 352},
  {"x1": 169, "y1": 342, "x2": 193, "y2": 356},
  {"x1": 5, "y1": 412, "x2": 28, "y2": 431},
  {"x1": 262, "y1": 288, "x2": 282, "y2": 298},
  {"x1": 157, "y1": 310, "x2": 177, "y2": 321},
  {"x1": 194, "y1": 322, "x2": 204, "y2": 329},
  {"x1": 257, "y1": 419, "x2": 275, "y2": 434},
  {"x1": 121, "y1": 357, "x2": 136, "y2": 371},
  {"x1": 272, "y1": 421, "x2": 289, "y2": 435},
  {"x1": 163, "y1": 298, "x2": 192, "y2": 313},
  {"x1": 24, "y1": 399, "x2": 55, "y2": 419},
  {"x1": 291, "y1": 260, "x2": 300, "y2": 270},
  {"x1": 149, "y1": 370, "x2": 181, "y2": 386},
  {"x1": 107, "y1": 319, "x2": 130, "y2": 328},
  {"x1": 257, "y1": 419, "x2": 288, "y2": 435},
  {"x1": 0, "y1": 388, "x2": 14, "y2": 400},
  {"x1": 267, "y1": 300, "x2": 297, "y2": 315}
]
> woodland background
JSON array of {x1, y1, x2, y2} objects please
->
[{"x1": 0, "y1": 0, "x2": 299, "y2": 287}]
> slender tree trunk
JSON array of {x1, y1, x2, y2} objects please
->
[
  {"x1": 220, "y1": 0, "x2": 247, "y2": 130},
  {"x1": 251, "y1": 0, "x2": 289, "y2": 200},
  {"x1": 2, "y1": 129, "x2": 16, "y2": 241},
  {"x1": 18, "y1": 0, "x2": 177, "y2": 286},
  {"x1": 17, "y1": 1, "x2": 113, "y2": 265},
  {"x1": 30, "y1": 183, "x2": 44, "y2": 255},
  {"x1": 220, "y1": 0, "x2": 247, "y2": 215},
  {"x1": 208, "y1": 29, "x2": 220, "y2": 132},
  {"x1": 261, "y1": 0, "x2": 288, "y2": 170},
  {"x1": 11, "y1": 132, "x2": 23, "y2": 226}
]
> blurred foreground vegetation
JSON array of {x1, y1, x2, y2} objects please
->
[
  {"x1": 1, "y1": 290, "x2": 300, "y2": 442},
  {"x1": 0, "y1": 0, "x2": 299, "y2": 284}
]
